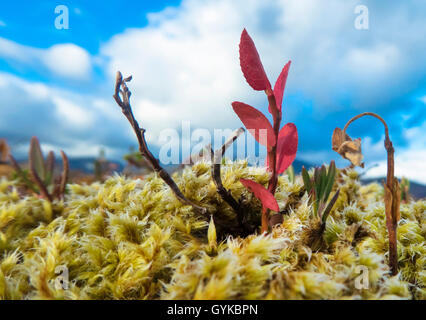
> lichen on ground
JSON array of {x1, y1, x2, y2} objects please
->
[{"x1": 0, "y1": 160, "x2": 424, "y2": 300}]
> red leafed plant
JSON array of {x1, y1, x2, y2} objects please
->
[{"x1": 233, "y1": 29, "x2": 298, "y2": 233}]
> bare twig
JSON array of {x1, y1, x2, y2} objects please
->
[
  {"x1": 214, "y1": 127, "x2": 245, "y2": 164},
  {"x1": 342, "y1": 112, "x2": 399, "y2": 275},
  {"x1": 181, "y1": 126, "x2": 245, "y2": 168},
  {"x1": 113, "y1": 71, "x2": 206, "y2": 214},
  {"x1": 180, "y1": 144, "x2": 212, "y2": 168},
  {"x1": 210, "y1": 127, "x2": 245, "y2": 229},
  {"x1": 343, "y1": 112, "x2": 389, "y2": 142}
]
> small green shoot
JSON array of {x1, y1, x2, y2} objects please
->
[
  {"x1": 302, "y1": 160, "x2": 340, "y2": 225},
  {"x1": 400, "y1": 177, "x2": 410, "y2": 203}
]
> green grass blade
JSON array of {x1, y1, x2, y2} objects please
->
[
  {"x1": 302, "y1": 167, "x2": 312, "y2": 192},
  {"x1": 318, "y1": 165, "x2": 327, "y2": 201},
  {"x1": 314, "y1": 168, "x2": 321, "y2": 202},
  {"x1": 324, "y1": 161, "x2": 336, "y2": 201},
  {"x1": 322, "y1": 189, "x2": 340, "y2": 224}
]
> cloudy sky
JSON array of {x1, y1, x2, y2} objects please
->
[{"x1": 0, "y1": 0, "x2": 425, "y2": 183}]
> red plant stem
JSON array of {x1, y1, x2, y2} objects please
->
[
  {"x1": 29, "y1": 164, "x2": 52, "y2": 202},
  {"x1": 343, "y1": 112, "x2": 398, "y2": 275},
  {"x1": 261, "y1": 89, "x2": 281, "y2": 233}
]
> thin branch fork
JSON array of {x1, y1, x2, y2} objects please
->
[
  {"x1": 179, "y1": 143, "x2": 212, "y2": 168},
  {"x1": 113, "y1": 71, "x2": 206, "y2": 215},
  {"x1": 210, "y1": 127, "x2": 246, "y2": 230}
]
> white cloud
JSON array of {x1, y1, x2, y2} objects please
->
[
  {"x1": 365, "y1": 121, "x2": 426, "y2": 184},
  {"x1": 93, "y1": 0, "x2": 426, "y2": 182},
  {"x1": 0, "y1": 72, "x2": 132, "y2": 160},
  {"x1": 98, "y1": 0, "x2": 426, "y2": 138},
  {"x1": 99, "y1": 0, "x2": 269, "y2": 145},
  {"x1": 0, "y1": 37, "x2": 38, "y2": 63},
  {"x1": 39, "y1": 142, "x2": 118, "y2": 159},
  {"x1": 1, "y1": 0, "x2": 425, "y2": 184},
  {"x1": 12, "y1": 141, "x2": 118, "y2": 159},
  {"x1": 344, "y1": 44, "x2": 400, "y2": 75},
  {"x1": 0, "y1": 38, "x2": 91, "y2": 79},
  {"x1": 52, "y1": 96, "x2": 94, "y2": 129},
  {"x1": 42, "y1": 44, "x2": 91, "y2": 79},
  {"x1": 0, "y1": 72, "x2": 95, "y2": 129},
  {"x1": 365, "y1": 149, "x2": 426, "y2": 185}
]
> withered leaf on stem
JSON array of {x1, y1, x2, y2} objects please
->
[
  {"x1": 0, "y1": 139, "x2": 10, "y2": 162},
  {"x1": 384, "y1": 177, "x2": 401, "y2": 225},
  {"x1": 331, "y1": 127, "x2": 364, "y2": 167},
  {"x1": 334, "y1": 112, "x2": 398, "y2": 275}
]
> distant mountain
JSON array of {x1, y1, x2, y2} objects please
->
[
  {"x1": 291, "y1": 159, "x2": 313, "y2": 173},
  {"x1": 67, "y1": 157, "x2": 124, "y2": 173},
  {"x1": 31, "y1": 157, "x2": 425, "y2": 199},
  {"x1": 362, "y1": 177, "x2": 426, "y2": 199}
]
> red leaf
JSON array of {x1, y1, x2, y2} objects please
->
[
  {"x1": 232, "y1": 101, "x2": 276, "y2": 148},
  {"x1": 276, "y1": 123, "x2": 298, "y2": 174},
  {"x1": 273, "y1": 61, "x2": 291, "y2": 112},
  {"x1": 240, "y1": 178, "x2": 279, "y2": 212},
  {"x1": 239, "y1": 29, "x2": 271, "y2": 91}
]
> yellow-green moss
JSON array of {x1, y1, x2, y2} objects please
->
[{"x1": 0, "y1": 161, "x2": 424, "y2": 300}]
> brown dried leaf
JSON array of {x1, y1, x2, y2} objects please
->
[
  {"x1": 331, "y1": 127, "x2": 364, "y2": 167},
  {"x1": 331, "y1": 127, "x2": 347, "y2": 151}
]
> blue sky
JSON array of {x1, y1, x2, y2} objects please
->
[{"x1": 0, "y1": 0, "x2": 425, "y2": 183}]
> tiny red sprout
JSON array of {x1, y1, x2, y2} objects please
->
[
  {"x1": 234, "y1": 28, "x2": 297, "y2": 232},
  {"x1": 239, "y1": 28, "x2": 271, "y2": 91},
  {"x1": 232, "y1": 101, "x2": 276, "y2": 149},
  {"x1": 240, "y1": 178, "x2": 279, "y2": 212}
]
